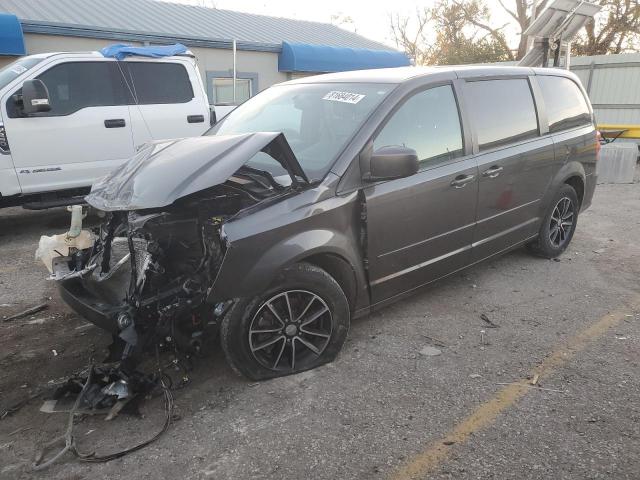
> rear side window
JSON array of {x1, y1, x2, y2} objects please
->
[
  {"x1": 374, "y1": 85, "x2": 464, "y2": 167},
  {"x1": 7, "y1": 61, "x2": 128, "y2": 117},
  {"x1": 538, "y1": 76, "x2": 591, "y2": 133},
  {"x1": 466, "y1": 79, "x2": 538, "y2": 151},
  {"x1": 126, "y1": 62, "x2": 193, "y2": 104}
]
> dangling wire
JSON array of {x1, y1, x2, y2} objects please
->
[{"x1": 33, "y1": 350, "x2": 174, "y2": 470}]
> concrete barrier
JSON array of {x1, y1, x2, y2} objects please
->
[{"x1": 596, "y1": 143, "x2": 638, "y2": 184}]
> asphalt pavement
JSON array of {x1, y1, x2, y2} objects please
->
[{"x1": 1, "y1": 178, "x2": 638, "y2": 480}]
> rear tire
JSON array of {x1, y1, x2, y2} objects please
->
[
  {"x1": 220, "y1": 263, "x2": 350, "y2": 380},
  {"x1": 528, "y1": 184, "x2": 579, "y2": 258}
]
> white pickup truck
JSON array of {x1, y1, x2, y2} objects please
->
[{"x1": 0, "y1": 50, "x2": 222, "y2": 209}]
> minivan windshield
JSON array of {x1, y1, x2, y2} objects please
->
[
  {"x1": 0, "y1": 57, "x2": 44, "y2": 90},
  {"x1": 209, "y1": 82, "x2": 394, "y2": 181}
]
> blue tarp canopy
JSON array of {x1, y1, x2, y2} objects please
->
[
  {"x1": 278, "y1": 41, "x2": 410, "y2": 73},
  {"x1": 0, "y1": 13, "x2": 26, "y2": 56},
  {"x1": 100, "y1": 43, "x2": 189, "y2": 60}
]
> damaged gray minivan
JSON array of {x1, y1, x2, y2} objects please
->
[{"x1": 45, "y1": 66, "x2": 599, "y2": 380}]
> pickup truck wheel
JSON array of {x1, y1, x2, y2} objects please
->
[
  {"x1": 528, "y1": 184, "x2": 579, "y2": 258},
  {"x1": 220, "y1": 263, "x2": 350, "y2": 380}
]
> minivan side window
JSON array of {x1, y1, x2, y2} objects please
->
[
  {"x1": 538, "y1": 76, "x2": 591, "y2": 133},
  {"x1": 6, "y1": 61, "x2": 129, "y2": 118},
  {"x1": 466, "y1": 79, "x2": 538, "y2": 151},
  {"x1": 374, "y1": 85, "x2": 463, "y2": 167},
  {"x1": 126, "y1": 62, "x2": 194, "y2": 104}
]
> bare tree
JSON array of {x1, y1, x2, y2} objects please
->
[
  {"x1": 389, "y1": 0, "x2": 513, "y2": 65},
  {"x1": 455, "y1": 0, "x2": 516, "y2": 60},
  {"x1": 496, "y1": 0, "x2": 549, "y2": 59},
  {"x1": 389, "y1": 8, "x2": 432, "y2": 65},
  {"x1": 573, "y1": 0, "x2": 640, "y2": 55},
  {"x1": 331, "y1": 13, "x2": 358, "y2": 33}
]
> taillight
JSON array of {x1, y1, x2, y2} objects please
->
[
  {"x1": 0, "y1": 123, "x2": 9, "y2": 154},
  {"x1": 595, "y1": 130, "x2": 602, "y2": 158}
]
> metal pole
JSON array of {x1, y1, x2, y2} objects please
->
[
  {"x1": 565, "y1": 41, "x2": 571, "y2": 70},
  {"x1": 526, "y1": 0, "x2": 539, "y2": 51},
  {"x1": 232, "y1": 39, "x2": 237, "y2": 104},
  {"x1": 553, "y1": 38, "x2": 562, "y2": 67}
]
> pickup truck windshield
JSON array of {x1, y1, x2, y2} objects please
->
[
  {"x1": 0, "y1": 57, "x2": 43, "y2": 91},
  {"x1": 209, "y1": 82, "x2": 393, "y2": 181}
]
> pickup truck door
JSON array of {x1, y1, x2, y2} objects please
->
[
  {"x1": 364, "y1": 84, "x2": 478, "y2": 304},
  {"x1": 1, "y1": 60, "x2": 134, "y2": 194},
  {"x1": 123, "y1": 60, "x2": 210, "y2": 146}
]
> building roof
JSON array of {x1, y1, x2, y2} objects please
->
[{"x1": 0, "y1": 0, "x2": 395, "y2": 53}]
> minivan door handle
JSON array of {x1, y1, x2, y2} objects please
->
[
  {"x1": 450, "y1": 174, "x2": 475, "y2": 188},
  {"x1": 187, "y1": 114, "x2": 205, "y2": 123},
  {"x1": 104, "y1": 119, "x2": 126, "y2": 128},
  {"x1": 482, "y1": 165, "x2": 503, "y2": 178}
]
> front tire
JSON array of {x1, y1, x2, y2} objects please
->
[
  {"x1": 220, "y1": 263, "x2": 350, "y2": 380},
  {"x1": 528, "y1": 184, "x2": 579, "y2": 258}
]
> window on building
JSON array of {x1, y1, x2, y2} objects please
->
[
  {"x1": 8, "y1": 61, "x2": 128, "y2": 117},
  {"x1": 126, "y1": 62, "x2": 193, "y2": 104},
  {"x1": 466, "y1": 79, "x2": 539, "y2": 151},
  {"x1": 538, "y1": 75, "x2": 591, "y2": 133},
  {"x1": 212, "y1": 77, "x2": 252, "y2": 104},
  {"x1": 374, "y1": 85, "x2": 464, "y2": 167}
]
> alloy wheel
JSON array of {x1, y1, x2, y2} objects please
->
[
  {"x1": 248, "y1": 290, "x2": 333, "y2": 372},
  {"x1": 549, "y1": 196, "x2": 574, "y2": 248}
]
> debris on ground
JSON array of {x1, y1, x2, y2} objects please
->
[
  {"x1": 593, "y1": 248, "x2": 606, "y2": 254},
  {"x1": 2, "y1": 303, "x2": 48, "y2": 323},
  {"x1": 0, "y1": 391, "x2": 43, "y2": 420},
  {"x1": 419, "y1": 346, "x2": 442, "y2": 357},
  {"x1": 480, "y1": 313, "x2": 500, "y2": 328},
  {"x1": 530, "y1": 374, "x2": 539, "y2": 385},
  {"x1": 33, "y1": 363, "x2": 174, "y2": 471},
  {"x1": 469, "y1": 373, "x2": 482, "y2": 379},
  {"x1": 420, "y1": 334, "x2": 447, "y2": 347},
  {"x1": 497, "y1": 382, "x2": 565, "y2": 393},
  {"x1": 8, "y1": 426, "x2": 33, "y2": 436}
]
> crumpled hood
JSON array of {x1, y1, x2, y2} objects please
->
[{"x1": 85, "y1": 132, "x2": 308, "y2": 211}]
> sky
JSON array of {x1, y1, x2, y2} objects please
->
[{"x1": 167, "y1": 0, "x2": 522, "y2": 49}]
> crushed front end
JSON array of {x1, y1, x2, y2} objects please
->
[
  {"x1": 56, "y1": 202, "x2": 230, "y2": 361},
  {"x1": 39, "y1": 132, "x2": 308, "y2": 365}
]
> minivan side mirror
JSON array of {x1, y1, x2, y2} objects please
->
[
  {"x1": 20, "y1": 79, "x2": 51, "y2": 115},
  {"x1": 366, "y1": 146, "x2": 419, "y2": 182}
]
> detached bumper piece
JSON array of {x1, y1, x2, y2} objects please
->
[{"x1": 58, "y1": 278, "x2": 121, "y2": 333}]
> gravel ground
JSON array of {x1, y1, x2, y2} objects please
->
[{"x1": 0, "y1": 176, "x2": 639, "y2": 480}]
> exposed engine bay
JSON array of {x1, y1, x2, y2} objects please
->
[{"x1": 36, "y1": 132, "x2": 308, "y2": 367}]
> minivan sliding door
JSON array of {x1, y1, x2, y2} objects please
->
[{"x1": 464, "y1": 77, "x2": 556, "y2": 261}]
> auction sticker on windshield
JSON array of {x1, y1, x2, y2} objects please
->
[{"x1": 322, "y1": 91, "x2": 365, "y2": 104}]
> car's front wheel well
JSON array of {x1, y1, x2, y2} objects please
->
[
  {"x1": 300, "y1": 254, "x2": 357, "y2": 313},
  {"x1": 564, "y1": 175, "x2": 584, "y2": 207}
]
